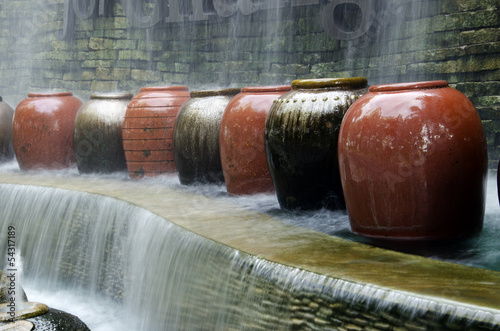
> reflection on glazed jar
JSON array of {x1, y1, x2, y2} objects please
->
[
  {"x1": 220, "y1": 85, "x2": 291, "y2": 195},
  {"x1": 338, "y1": 80, "x2": 488, "y2": 240}
]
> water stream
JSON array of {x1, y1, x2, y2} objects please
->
[{"x1": 0, "y1": 180, "x2": 291, "y2": 330}]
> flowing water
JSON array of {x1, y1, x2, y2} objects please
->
[
  {"x1": 0, "y1": 180, "x2": 291, "y2": 330},
  {"x1": 0, "y1": 160, "x2": 499, "y2": 329}
]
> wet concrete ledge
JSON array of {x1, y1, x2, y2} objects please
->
[{"x1": 0, "y1": 172, "x2": 499, "y2": 328}]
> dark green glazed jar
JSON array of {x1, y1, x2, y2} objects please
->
[
  {"x1": 0, "y1": 97, "x2": 14, "y2": 162},
  {"x1": 74, "y1": 92, "x2": 133, "y2": 173},
  {"x1": 173, "y1": 88, "x2": 240, "y2": 184},
  {"x1": 265, "y1": 77, "x2": 368, "y2": 211}
]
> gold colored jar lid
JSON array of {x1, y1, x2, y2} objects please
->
[{"x1": 291, "y1": 77, "x2": 368, "y2": 90}]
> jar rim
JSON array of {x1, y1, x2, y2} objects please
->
[
  {"x1": 28, "y1": 92, "x2": 73, "y2": 97},
  {"x1": 190, "y1": 88, "x2": 241, "y2": 98},
  {"x1": 291, "y1": 77, "x2": 367, "y2": 90},
  {"x1": 369, "y1": 80, "x2": 448, "y2": 92},
  {"x1": 241, "y1": 85, "x2": 292, "y2": 93},
  {"x1": 90, "y1": 92, "x2": 134, "y2": 100},
  {"x1": 139, "y1": 86, "x2": 189, "y2": 93}
]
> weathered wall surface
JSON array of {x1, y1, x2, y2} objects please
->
[{"x1": 0, "y1": 0, "x2": 498, "y2": 165}]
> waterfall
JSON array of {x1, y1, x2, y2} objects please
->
[{"x1": 0, "y1": 184, "x2": 300, "y2": 330}]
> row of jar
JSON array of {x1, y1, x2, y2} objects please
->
[{"x1": 0, "y1": 78, "x2": 489, "y2": 241}]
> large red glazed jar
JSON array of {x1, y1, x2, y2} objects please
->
[
  {"x1": 122, "y1": 86, "x2": 189, "y2": 179},
  {"x1": 338, "y1": 80, "x2": 488, "y2": 240},
  {"x1": 12, "y1": 92, "x2": 83, "y2": 170},
  {"x1": 265, "y1": 78, "x2": 368, "y2": 210},
  {"x1": 0, "y1": 97, "x2": 14, "y2": 162},
  {"x1": 220, "y1": 85, "x2": 291, "y2": 195}
]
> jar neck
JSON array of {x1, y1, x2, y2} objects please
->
[
  {"x1": 90, "y1": 92, "x2": 133, "y2": 100},
  {"x1": 190, "y1": 88, "x2": 241, "y2": 98},
  {"x1": 139, "y1": 86, "x2": 188, "y2": 93},
  {"x1": 291, "y1": 77, "x2": 367, "y2": 90},
  {"x1": 369, "y1": 80, "x2": 448, "y2": 93},
  {"x1": 28, "y1": 92, "x2": 73, "y2": 98},
  {"x1": 241, "y1": 85, "x2": 291, "y2": 93}
]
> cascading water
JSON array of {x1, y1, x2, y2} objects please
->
[{"x1": 0, "y1": 183, "x2": 287, "y2": 330}]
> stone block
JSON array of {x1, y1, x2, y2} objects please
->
[
  {"x1": 131, "y1": 69, "x2": 161, "y2": 82},
  {"x1": 441, "y1": 0, "x2": 499, "y2": 13},
  {"x1": 80, "y1": 70, "x2": 96, "y2": 81},
  {"x1": 138, "y1": 40, "x2": 163, "y2": 51},
  {"x1": 460, "y1": 28, "x2": 500, "y2": 45},
  {"x1": 118, "y1": 50, "x2": 151, "y2": 61},
  {"x1": 477, "y1": 96, "x2": 500, "y2": 107},
  {"x1": 81, "y1": 60, "x2": 113, "y2": 68},
  {"x1": 91, "y1": 80, "x2": 119, "y2": 92},
  {"x1": 414, "y1": 47, "x2": 466, "y2": 62},
  {"x1": 96, "y1": 68, "x2": 131, "y2": 81},
  {"x1": 46, "y1": 51, "x2": 74, "y2": 61},
  {"x1": 163, "y1": 73, "x2": 189, "y2": 85},
  {"x1": 174, "y1": 62, "x2": 190, "y2": 73},
  {"x1": 465, "y1": 42, "x2": 500, "y2": 56},
  {"x1": 89, "y1": 37, "x2": 114, "y2": 50},
  {"x1": 76, "y1": 50, "x2": 119, "y2": 60}
]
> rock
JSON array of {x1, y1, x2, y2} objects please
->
[{"x1": 0, "y1": 271, "x2": 28, "y2": 304}]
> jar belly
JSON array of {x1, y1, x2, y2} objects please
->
[
  {"x1": 220, "y1": 85, "x2": 290, "y2": 195},
  {"x1": 265, "y1": 78, "x2": 368, "y2": 211},
  {"x1": 174, "y1": 89, "x2": 240, "y2": 185},
  {"x1": 74, "y1": 94, "x2": 132, "y2": 174},
  {"x1": 123, "y1": 86, "x2": 189, "y2": 179},
  {"x1": 13, "y1": 92, "x2": 82, "y2": 170},
  {"x1": 339, "y1": 81, "x2": 487, "y2": 240},
  {"x1": 266, "y1": 99, "x2": 345, "y2": 210}
]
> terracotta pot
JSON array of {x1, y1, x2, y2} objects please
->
[
  {"x1": 220, "y1": 85, "x2": 291, "y2": 195},
  {"x1": 265, "y1": 78, "x2": 368, "y2": 210},
  {"x1": 174, "y1": 88, "x2": 240, "y2": 184},
  {"x1": 74, "y1": 92, "x2": 132, "y2": 174},
  {"x1": 0, "y1": 97, "x2": 14, "y2": 162},
  {"x1": 12, "y1": 92, "x2": 83, "y2": 170},
  {"x1": 338, "y1": 80, "x2": 488, "y2": 240},
  {"x1": 122, "y1": 86, "x2": 189, "y2": 179}
]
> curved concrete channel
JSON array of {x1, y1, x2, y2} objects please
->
[{"x1": 0, "y1": 172, "x2": 499, "y2": 330}]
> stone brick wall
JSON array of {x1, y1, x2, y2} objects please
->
[{"x1": 0, "y1": 0, "x2": 498, "y2": 166}]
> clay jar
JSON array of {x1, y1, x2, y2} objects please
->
[
  {"x1": 74, "y1": 92, "x2": 133, "y2": 174},
  {"x1": 0, "y1": 97, "x2": 14, "y2": 162},
  {"x1": 122, "y1": 86, "x2": 190, "y2": 179},
  {"x1": 338, "y1": 80, "x2": 488, "y2": 240},
  {"x1": 12, "y1": 92, "x2": 83, "y2": 170},
  {"x1": 174, "y1": 88, "x2": 240, "y2": 184},
  {"x1": 220, "y1": 85, "x2": 291, "y2": 195},
  {"x1": 265, "y1": 78, "x2": 368, "y2": 211}
]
